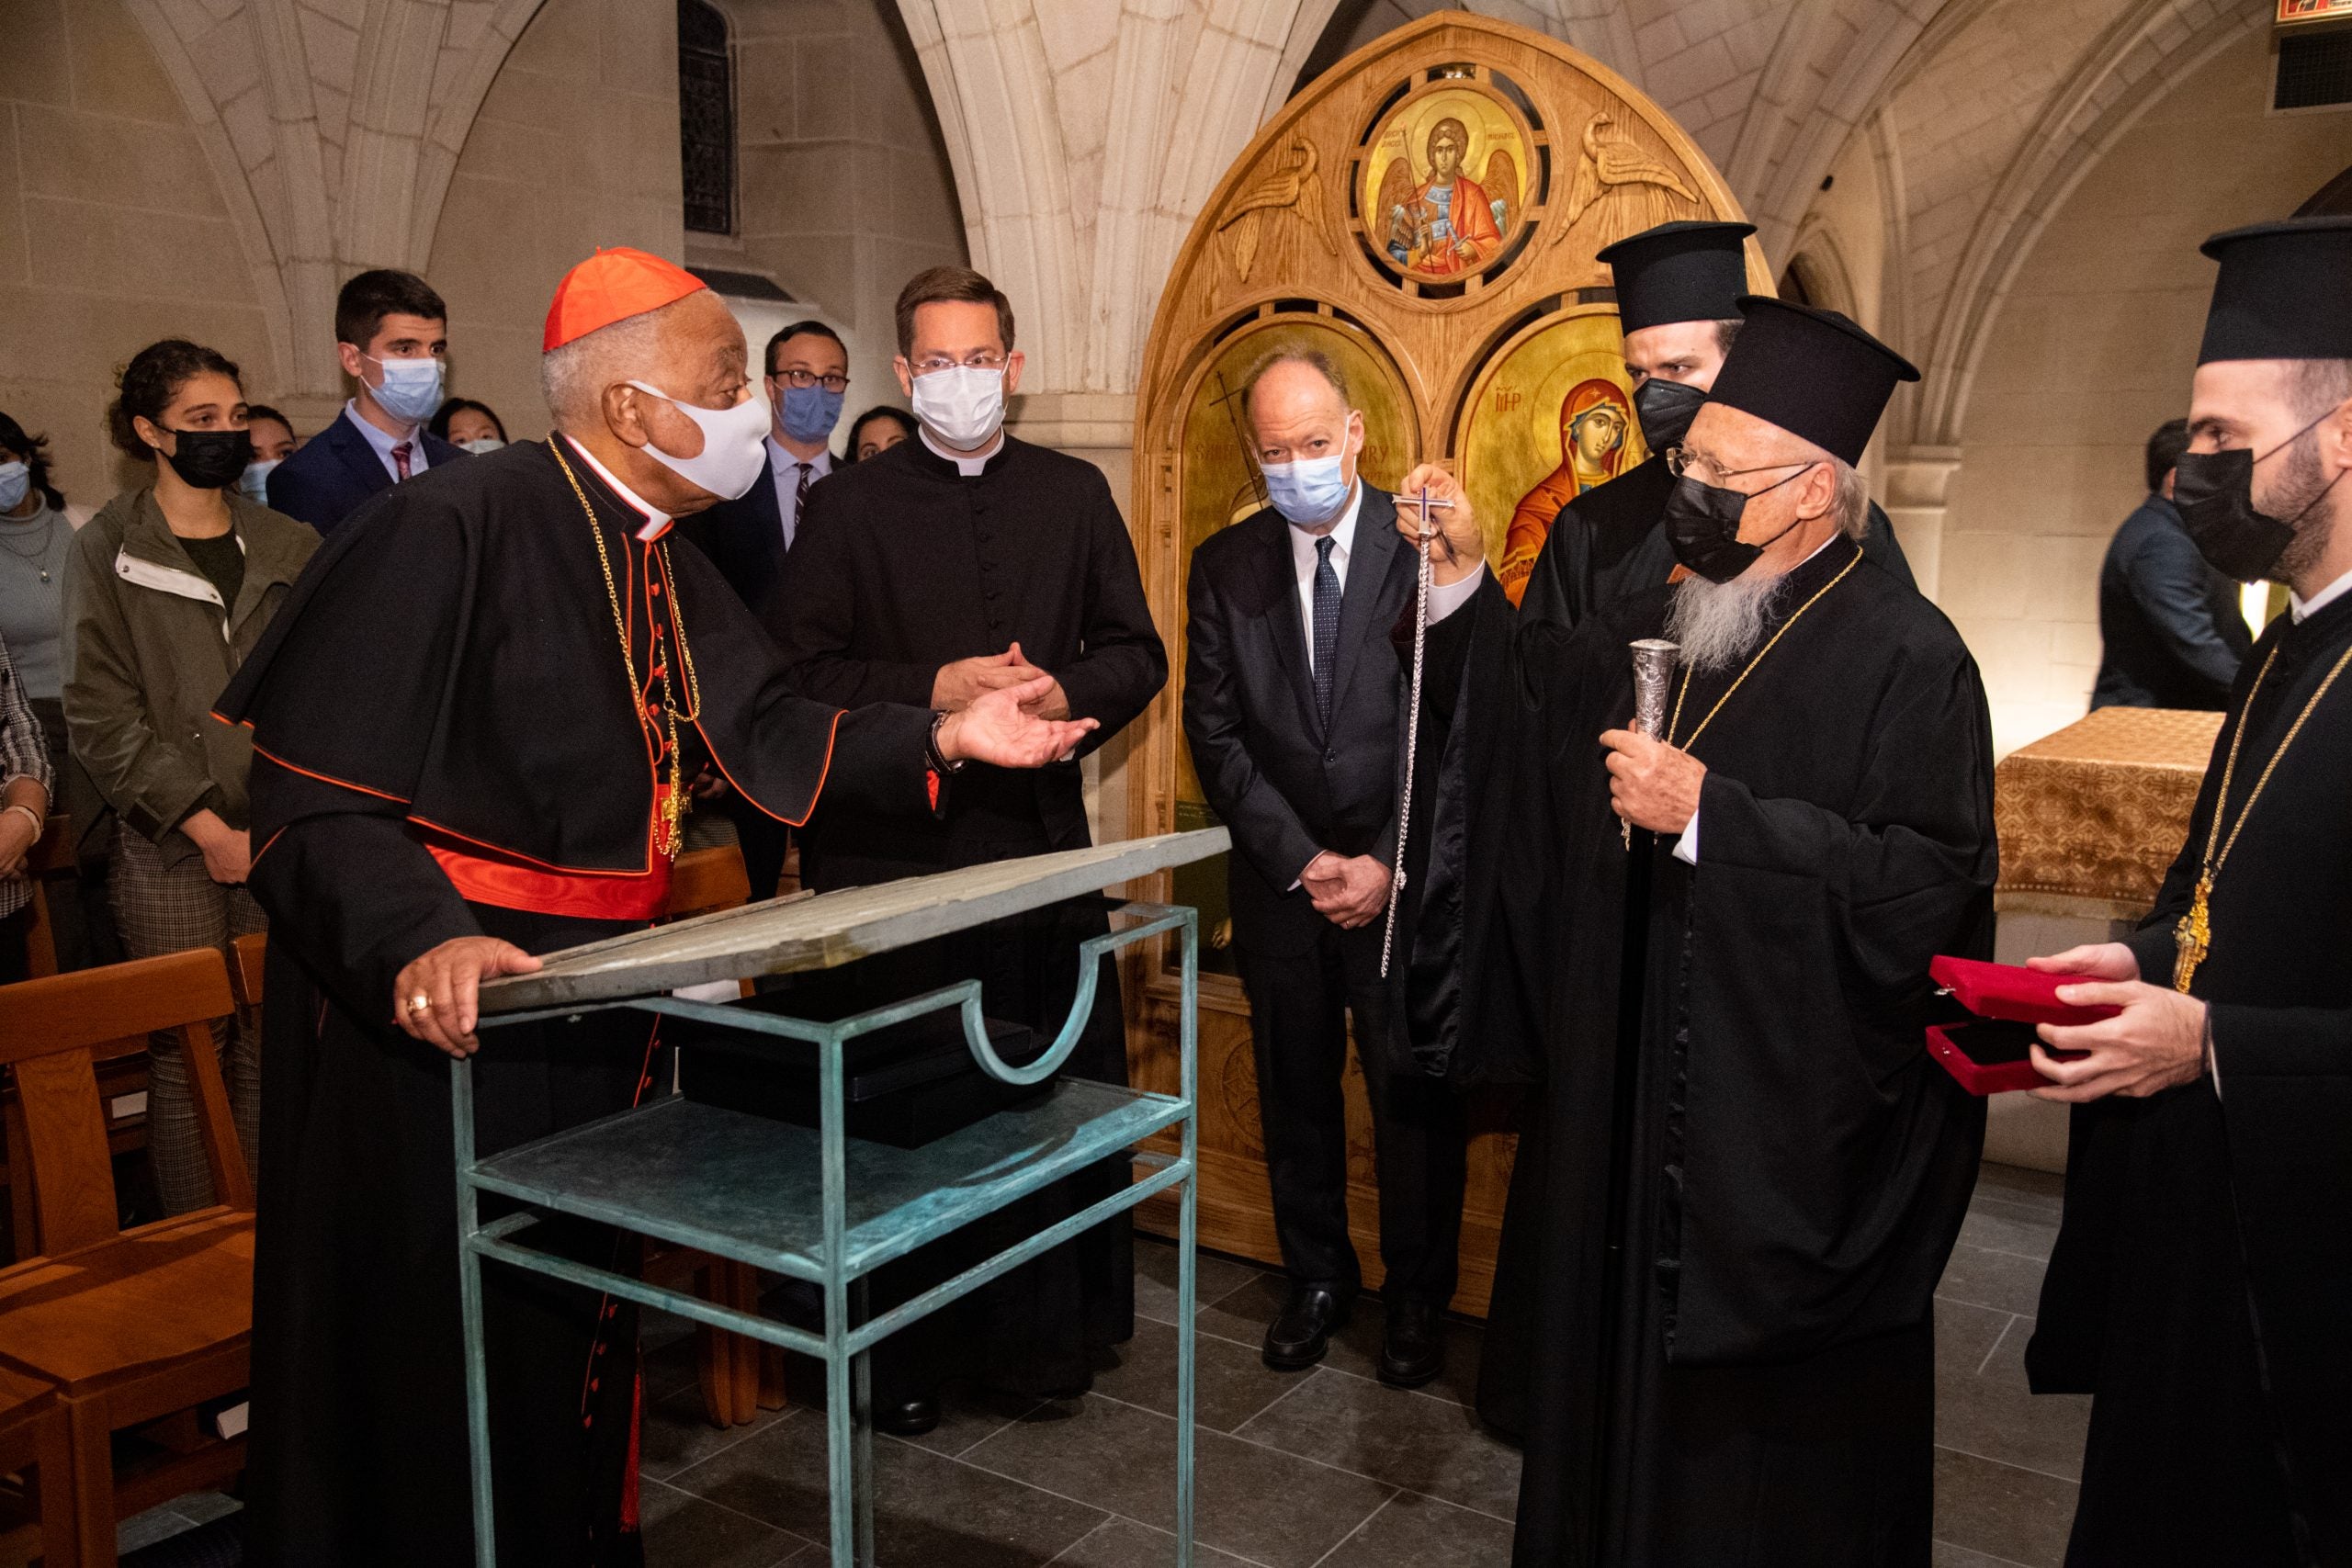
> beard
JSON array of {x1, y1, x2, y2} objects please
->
[
  {"x1": 1667, "y1": 568, "x2": 1787, "y2": 676},
  {"x1": 2265, "y1": 434, "x2": 2345, "y2": 585}
]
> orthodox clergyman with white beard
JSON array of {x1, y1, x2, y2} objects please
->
[{"x1": 1389, "y1": 299, "x2": 1998, "y2": 1564}]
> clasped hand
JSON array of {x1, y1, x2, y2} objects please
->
[
  {"x1": 1302, "y1": 851, "x2": 1390, "y2": 930},
  {"x1": 933, "y1": 642, "x2": 1069, "y2": 721},
  {"x1": 1391, "y1": 464, "x2": 1483, "y2": 586},
  {"x1": 2023, "y1": 943, "x2": 2209, "y2": 1102}
]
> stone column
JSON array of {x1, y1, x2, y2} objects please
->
[{"x1": 1881, "y1": 444, "x2": 1961, "y2": 604}]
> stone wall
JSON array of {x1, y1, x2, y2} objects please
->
[
  {"x1": 698, "y1": 0, "x2": 967, "y2": 420},
  {"x1": 1937, "y1": 28, "x2": 2348, "y2": 753},
  {"x1": 425, "y1": 0, "x2": 684, "y2": 446},
  {"x1": 0, "y1": 0, "x2": 276, "y2": 507}
]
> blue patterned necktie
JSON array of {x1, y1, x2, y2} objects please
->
[{"x1": 1312, "y1": 534, "x2": 1340, "y2": 728}]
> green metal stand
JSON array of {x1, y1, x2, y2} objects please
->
[{"x1": 453, "y1": 901, "x2": 1201, "y2": 1568}]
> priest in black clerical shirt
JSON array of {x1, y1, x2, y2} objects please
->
[
  {"x1": 1396, "y1": 299, "x2": 1995, "y2": 1565},
  {"x1": 213, "y1": 248, "x2": 1096, "y2": 1568},
  {"x1": 770, "y1": 265, "x2": 1166, "y2": 1434},
  {"x1": 2025, "y1": 216, "x2": 2352, "y2": 1568}
]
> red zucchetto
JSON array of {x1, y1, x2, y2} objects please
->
[{"x1": 542, "y1": 246, "x2": 707, "y2": 352}]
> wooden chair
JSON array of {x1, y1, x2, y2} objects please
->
[
  {"x1": 227, "y1": 933, "x2": 266, "y2": 1032},
  {"x1": 0, "y1": 1365, "x2": 77, "y2": 1568},
  {"x1": 640, "y1": 846, "x2": 785, "y2": 1427},
  {"x1": 17, "y1": 816, "x2": 74, "y2": 981},
  {"x1": 0, "y1": 951, "x2": 255, "y2": 1563}
]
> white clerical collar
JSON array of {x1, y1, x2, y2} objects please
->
[
  {"x1": 560, "y1": 434, "x2": 672, "y2": 540},
  {"x1": 767, "y1": 434, "x2": 831, "y2": 479},
  {"x1": 920, "y1": 426, "x2": 999, "y2": 477},
  {"x1": 2290, "y1": 566, "x2": 2352, "y2": 624},
  {"x1": 1287, "y1": 483, "x2": 1363, "y2": 565}
]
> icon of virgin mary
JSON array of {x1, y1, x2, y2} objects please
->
[{"x1": 1497, "y1": 378, "x2": 1633, "y2": 604}]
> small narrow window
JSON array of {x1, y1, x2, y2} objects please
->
[{"x1": 679, "y1": 0, "x2": 735, "y2": 236}]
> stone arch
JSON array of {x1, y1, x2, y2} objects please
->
[{"x1": 1912, "y1": 0, "x2": 2267, "y2": 448}]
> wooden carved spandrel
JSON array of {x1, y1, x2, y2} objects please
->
[{"x1": 1124, "y1": 11, "x2": 1758, "y2": 1315}]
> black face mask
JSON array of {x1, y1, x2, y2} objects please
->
[
  {"x1": 1661, "y1": 467, "x2": 1810, "y2": 584},
  {"x1": 2172, "y1": 418, "x2": 2347, "y2": 582},
  {"x1": 157, "y1": 427, "x2": 254, "y2": 491},
  {"x1": 1634, "y1": 378, "x2": 1706, "y2": 452}
]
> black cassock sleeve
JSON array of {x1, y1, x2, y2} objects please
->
[
  {"x1": 1398, "y1": 570, "x2": 1594, "y2": 1085},
  {"x1": 1046, "y1": 476, "x2": 1167, "y2": 761}
]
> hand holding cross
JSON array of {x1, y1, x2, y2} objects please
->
[{"x1": 1394, "y1": 463, "x2": 1480, "y2": 584}]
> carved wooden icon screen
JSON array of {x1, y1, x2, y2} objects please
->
[{"x1": 1121, "y1": 12, "x2": 1768, "y2": 1314}]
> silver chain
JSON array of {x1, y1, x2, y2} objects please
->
[{"x1": 1381, "y1": 509, "x2": 1436, "y2": 979}]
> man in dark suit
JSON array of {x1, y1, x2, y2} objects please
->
[
  {"x1": 1181, "y1": 349, "x2": 1468, "y2": 1386},
  {"x1": 675, "y1": 320, "x2": 852, "y2": 897},
  {"x1": 2091, "y1": 416, "x2": 2255, "y2": 709},
  {"x1": 267, "y1": 269, "x2": 464, "y2": 533}
]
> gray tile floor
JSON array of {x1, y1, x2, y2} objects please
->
[
  {"x1": 637, "y1": 1161, "x2": 2090, "y2": 1568},
  {"x1": 107, "y1": 1162, "x2": 2083, "y2": 1565}
]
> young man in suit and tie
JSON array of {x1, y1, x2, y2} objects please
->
[
  {"x1": 674, "y1": 320, "x2": 851, "y2": 898},
  {"x1": 266, "y1": 269, "x2": 465, "y2": 534},
  {"x1": 1182, "y1": 349, "x2": 1469, "y2": 1385}
]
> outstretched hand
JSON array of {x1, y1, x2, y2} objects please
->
[
  {"x1": 392, "y1": 936, "x2": 544, "y2": 1058},
  {"x1": 942, "y1": 675, "x2": 1098, "y2": 769}
]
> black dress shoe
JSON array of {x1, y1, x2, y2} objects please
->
[
  {"x1": 1378, "y1": 1299, "x2": 1447, "y2": 1388},
  {"x1": 874, "y1": 1394, "x2": 940, "y2": 1437},
  {"x1": 1262, "y1": 1282, "x2": 1354, "y2": 1371}
]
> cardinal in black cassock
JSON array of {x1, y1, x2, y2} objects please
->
[
  {"x1": 1476, "y1": 225, "x2": 1918, "y2": 1433},
  {"x1": 1394, "y1": 299, "x2": 1996, "y2": 1565},
  {"x1": 2025, "y1": 216, "x2": 2352, "y2": 1568},
  {"x1": 213, "y1": 249, "x2": 1098, "y2": 1567}
]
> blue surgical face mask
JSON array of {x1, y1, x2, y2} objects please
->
[
  {"x1": 237, "y1": 458, "x2": 280, "y2": 504},
  {"x1": 777, "y1": 383, "x2": 844, "y2": 446},
  {"x1": 1261, "y1": 453, "x2": 1353, "y2": 526},
  {"x1": 363, "y1": 352, "x2": 446, "y2": 426},
  {"x1": 0, "y1": 461, "x2": 29, "y2": 513}
]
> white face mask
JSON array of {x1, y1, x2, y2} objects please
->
[
  {"x1": 460, "y1": 438, "x2": 504, "y2": 455},
  {"x1": 910, "y1": 365, "x2": 1006, "y2": 452},
  {"x1": 626, "y1": 380, "x2": 772, "y2": 502}
]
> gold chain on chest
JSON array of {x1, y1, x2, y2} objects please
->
[
  {"x1": 549, "y1": 441, "x2": 704, "y2": 859},
  {"x1": 1666, "y1": 547, "x2": 1862, "y2": 752},
  {"x1": 2173, "y1": 637, "x2": 2352, "y2": 992}
]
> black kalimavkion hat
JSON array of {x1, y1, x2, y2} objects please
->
[
  {"x1": 2196, "y1": 216, "x2": 2352, "y2": 364},
  {"x1": 1595, "y1": 220, "x2": 1758, "y2": 334},
  {"x1": 1704, "y1": 297, "x2": 1920, "y2": 466}
]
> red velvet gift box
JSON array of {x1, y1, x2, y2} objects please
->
[{"x1": 1925, "y1": 955, "x2": 2115, "y2": 1095}]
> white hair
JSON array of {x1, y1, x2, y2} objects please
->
[
  {"x1": 539, "y1": 308, "x2": 672, "y2": 433},
  {"x1": 1828, "y1": 456, "x2": 1871, "y2": 541}
]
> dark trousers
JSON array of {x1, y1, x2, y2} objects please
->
[{"x1": 1235, "y1": 920, "x2": 1468, "y2": 1304}]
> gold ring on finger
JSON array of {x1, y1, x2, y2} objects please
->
[{"x1": 408, "y1": 993, "x2": 434, "y2": 1014}]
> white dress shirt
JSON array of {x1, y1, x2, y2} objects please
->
[
  {"x1": 2290, "y1": 565, "x2": 2352, "y2": 623},
  {"x1": 1290, "y1": 485, "x2": 1363, "y2": 674},
  {"x1": 767, "y1": 436, "x2": 831, "y2": 552},
  {"x1": 345, "y1": 400, "x2": 427, "y2": 481}
]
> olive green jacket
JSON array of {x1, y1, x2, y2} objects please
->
[{"x1": 62, "y1": 488, "x2": 318, "y2": 867}]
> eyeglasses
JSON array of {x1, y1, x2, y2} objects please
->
[
  {"x1": 771, "y1": 369, "x2": 850, "y2": 393},
  {"x1": 1662, "y1": 446, "x2": 1816, "y2": 488},
  {"x1": 910, "y1": 352, "x2": 1007, "y2": 376}
]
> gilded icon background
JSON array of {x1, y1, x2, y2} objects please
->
[
  {"x1": 1457, "y1": 307, "x2": 1649, "y2": 604},
  {"x1": 1362, "y1": 85, "x2": 1532, "y2": 282}
]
